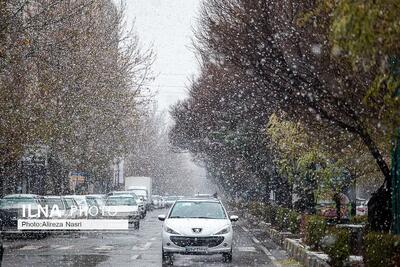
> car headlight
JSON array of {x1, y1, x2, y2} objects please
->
[
  {"x1": 214, "y1": 226, "x2": 230, "y2": 235},
  {"x1": 165, "y1": 226, "x2": 180, "y2": 235}
]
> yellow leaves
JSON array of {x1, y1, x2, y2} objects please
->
[
  {"x1": 364, "y1": 73, "x2": 400, "y2": 134},
  {"x1": 330, "y1": 0, "x2": 400, "y2": 68}
]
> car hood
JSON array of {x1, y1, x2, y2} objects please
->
[{"x1": 165, "y1": 218, "x2": 230, "y2": 236}]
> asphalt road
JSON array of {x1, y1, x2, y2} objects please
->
[{"x1": 1, "y1": 209, "x2": 293, "y2": 267}]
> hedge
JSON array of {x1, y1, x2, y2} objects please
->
[
  {"x1": 321, "y1": 228, "x2": 351, "y2": 267},
  {"x1": 364, "y1": 232, "x2": 400, "y2": 267},
  {"x1": 304, "y1": 215, "x2": 327, "y2": 250}
]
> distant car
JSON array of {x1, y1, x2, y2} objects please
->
[
  {"x1": 64, "y1": 195, "x2": 89, "y2": 218},
  {"x1": 85, "y1": 196, "x2": 105, "y2": 218},
  {"x1": 152, "y1": 195, "x2": 165, "y2": 209},
  {"x1": 164, "y1": 196, "x2": 180, "y2": 208},
  {"x1": 43, "y1": 196, "x2": 77, "y2": 219},
  {"x1": 86, "y1": 194, "x2": 106, "y2": 207},
  {"x1": 103, "y1": 195, "x2": 140, "y2": 229},
  {"x1": 356, "y1": 198, "x2": 368, "y2": 216},
  {"x1": 158, "y1": 198, "x2": 238, "y2": 264},
  {"x1": 108, "y1": 191, "x2": 146, "y2": 218},
  {"x1": 0, "y1": 194, "x2": 43, "y2": 231}
]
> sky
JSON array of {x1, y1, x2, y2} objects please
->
[
  {"x1": 125, "y1": 0, "x2": 213, "y2": 194},
  {"x1": 125, "y1": 0, "x2": 201, "y2": 112}
]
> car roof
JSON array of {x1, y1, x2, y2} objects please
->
[
  {"x1": 3, "y1": 194, "x2": 40, "y2": 198},
  {"x1": 107, "y1": 194, "x2": 134, "y2": 198},
  {"x1": 176, "y1": 198, "x2": 220, "y2": 203},
  {"x1": 110, "y1": 191, "x2": 138, "y2": 197},
  {"x1": 64, "y1": 195, "x2": 86, "y2": 199}
]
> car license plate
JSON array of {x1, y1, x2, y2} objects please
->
[{"x1": 186, "y1": 247, "x2": 208, "y2": 253}]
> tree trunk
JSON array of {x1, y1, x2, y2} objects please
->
[{"x1": 358, "y1": 128, "x2": 392, "y2": 188}]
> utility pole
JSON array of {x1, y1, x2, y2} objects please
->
[{"x1": 390, "y1": 56, "x2": 400, "y2": 234}]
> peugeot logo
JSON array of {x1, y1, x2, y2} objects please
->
[{"x1": 192, "y1": 228, "x2": 202, "y2": 233}]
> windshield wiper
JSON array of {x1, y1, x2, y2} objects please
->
[{"x1": 169, "y1": 216, "x2": 182, "y2": 218}]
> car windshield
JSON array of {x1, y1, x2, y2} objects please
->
[
  {"x1": 44, "y1": 198, "x2": 65, "y2": 210},
  {"x1": 86, "y1": 198, "x2": 98, "y2": 207},
  {"x1": 71, "y1": 198, "x2": 86, "y2": 206},
  {"x1": 169, "y1": 201, "x2": 226, "y2": 219},
  {"x1": 64, "y1": 198, "x2": 76, "y2": 209},
  {"x1": 113, "y1": 192, "x2": 138, "y2": 199},
  {"x1": 130, "y1": 189, "x2": 147, "y2": 198},
  {"x1": 106, "y1": 197, "x2": 136, "y2": 206}
]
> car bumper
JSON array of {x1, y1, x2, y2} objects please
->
[{"x1": 162, "y1": 232, "x2": 233, "y2": 254}]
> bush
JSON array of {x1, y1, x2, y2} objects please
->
[
  {"x1": 268, "y1": 205, "x2": 278, "y2": 225},
  {"x1": 321, "y1": 228, "x2": 351, "y2": 267},
  {"x1": 288, "y1": 210, "x2": 301, "y2": 234},
  {"x1": 304, "y1": 215, "x2": 327, "y2": 250},
  {"x1": 364, "y1": 232, "x2": 400, "y2": 267},
  {"x1": 275, "y1": 207, "x2": 288, "y2": 230},
  {"x1": 248, "y1": 201, "x2": 265, "y2": 217},
  {"x1": 274, "y1": 207, "x2": 301, "y2": 234}
]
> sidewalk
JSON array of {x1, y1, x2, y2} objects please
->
[{"x1": 237, "y1": 211, "x2": 303, "y2": 267}]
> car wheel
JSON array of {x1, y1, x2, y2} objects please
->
[{"x1": 222, "y1": 249, "x2": 232, "y2": 262}]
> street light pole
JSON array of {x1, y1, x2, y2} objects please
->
[{"x1": 390, "y1": 56, "x2": 400, "y2": 234}]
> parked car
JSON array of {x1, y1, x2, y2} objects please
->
[
  {"x1": 103, "y1": 195, "x2": 140, "y2": 229},
  {"x1": 158, "y1": 198, "x2": 238, "y2": 264},
  {"x1": 0, "y1": 194, "x2": 44, "y2": 231},
  {"x1": 64, "y1": 195, "x2": 89, "y2": 218},
  {"x1": 355, "y1": 198, "x2": 368, "y2": 216},
  {"x1": 108, "y1": 191, "x2": 146, "y2": 218},
  {"x1": 43, "y1": 196, "x2": 78, "y2": 219},
  {"x1": 86, "y1": 194, "x2": 106, "y2": 207},
  {"x1": 152, "y1": 195, "x2": 165, "y2": 209}
]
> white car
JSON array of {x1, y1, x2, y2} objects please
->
[
  {"x1": 64, "y1": 195, "x2": 90, "y2": 218},
  {"x1": 103, "y1": 195, "x2": 140, "y2": 229},
  {"x1": 158, "y1": 198, "x2": 238, "y2": 263},
  {"x1": 43, "y1": 196, "x2": 78, "y2": 219},
  {"x1": 108, "y1": 191, "x2": 146, "y2": 219}
]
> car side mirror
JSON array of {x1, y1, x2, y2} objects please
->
[
  {"x1": 230, "y1": 215, "x2": 239, "y2": 222},
  {"x1": 158, "y1": 215, "x2": 166, "y2": 221}
]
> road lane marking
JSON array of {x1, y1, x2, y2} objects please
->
[
  {"x1": 237, "y1": 246, "x2": 257, "y2": 252},
  {"x1": 252, "y1": 237, "x2": 261, "y2": 244},
  {"x1": 143, "y1": 242, "x2": 152, "y2": 250},
  {"x1": 259, "y1": 245, "x2": 272, "y2": 256},
  {"x1": 132, "y1": 242, "x2": 152, "y2": 251},
  {"x1": 241, "y1": 226, "x2": 249, "y2": 232},
  {"x1": 19, "y1": 245, "x2": 42, "y2": 251},
  {"x1": 150, "y1": 237, "x2": 157, "y2": 241},
  {"x1": 94, "y1": 245, "x2": 114, "y2": 250},
  {"x1": 55, "y1": 246, "x2": 74, "y2": 250}
]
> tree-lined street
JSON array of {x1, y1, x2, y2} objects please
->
[{"x1": 2, "y1": 209, "x2": 295, "y2": 267}]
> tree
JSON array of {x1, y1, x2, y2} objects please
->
[{"x1": 0, "y1": 0, "x2": 153, "y2": 194}]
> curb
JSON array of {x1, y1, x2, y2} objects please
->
[
  {"x1": 264, "y1": 227, "x2": 299, "y2": 246},
  {"x1": 284, "y1": 238, "x2": 330, "y2": 267}
]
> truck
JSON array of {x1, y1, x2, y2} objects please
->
[{"x1": 125, "y1": 176, "x2": 152, "y2": 210}]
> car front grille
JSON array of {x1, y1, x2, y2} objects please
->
[{"x1": 170, "y1": 236, "x2": 224, "y2": 247}]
